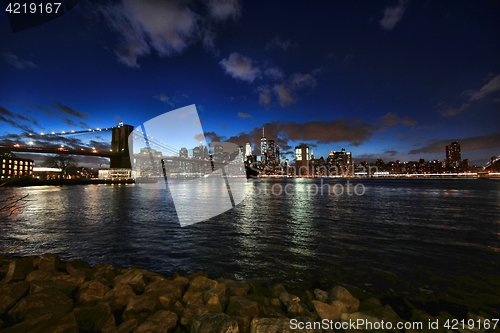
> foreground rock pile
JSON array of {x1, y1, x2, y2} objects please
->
[{"x1": 0, "y1": 254, "x2": 496, "y2": 332}]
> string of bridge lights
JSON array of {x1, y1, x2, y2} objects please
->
[{"x1": 133, "y1": 129, "x2": 178, "y2": 155}]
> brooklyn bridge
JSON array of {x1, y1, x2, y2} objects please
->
[{"x1": 0, "y1": 123, "x2": 243, "y2": 178}]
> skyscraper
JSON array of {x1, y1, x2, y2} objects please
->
[
  {"x1": 245, "y1": 142, "x2": 252, "y2": 158},
  {"x1": 268, "y1": 140, "x2": 275, "y2": 166},
  {"x1": 446, "y1": 141, "x2": 461, "y2": 167},
  {"x1": 260, "y1": 127, "x2": 267, "y2": 164},
  {"x1": 275, "y1": 145, "x2": 280, "y2": 165},
  {"x1": 295, "y1": 143, "x2": 310, "y2": 175}
]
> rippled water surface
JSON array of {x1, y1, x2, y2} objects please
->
[{"x1": 1, "y1": 178, "x2": 499, "y2": 309}]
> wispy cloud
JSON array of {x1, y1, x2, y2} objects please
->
[
  {"x1": 409, "y1": 131, "x2": 500, "y2": 155},
  {"x1": 469, "y1": 75, "x2": 500, "y2": 101},
  {"x1": 380, "y1": 0, "x2": 409, "y2": 30},
  {"x1": 440, "y1": 103, "x2": 469, "y2": 117},
  {"x1": 238, "y1": 111, "x2": 252, "y2": 118},
  {"x1": 265, "y1": 35, "x2": 297, "y2": 52},
  {"x1": 95, "y1": 0, "x2": 241, "y2": 68},
  {"x1": 376, "y1": 112, "x2": 417, "y2": 129},
  {"x1": 52, "y1": 101, "x2": 89, "y2": 119},
  {"x1": 220, "y1": 52, "x2": 262, "y2": 83},
  {"x1": 2, "y1": 52, "x2": 37, "y2": 69},
  {"x1": 153, "y1": 93, "x2": 189, "y2": 107},
  {"x1": 62, "y1": 118, "x2": 77, "y2": 126}
]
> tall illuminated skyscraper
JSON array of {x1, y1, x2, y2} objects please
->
[
  {"x1": 245, "y1": 142, "x2": 252, "y2": 158},
  {"x1": 446, "y1": 141, "x2": 461, "y2": 167},
  {"x1": 260, "y1": 126, "x2": 267, "y2": 164}
]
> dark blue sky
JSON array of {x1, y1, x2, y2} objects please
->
[{"x1": 1, "y1": 0, "x2": 499, "y2": 165}]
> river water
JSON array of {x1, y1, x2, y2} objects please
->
[{"x1": 1, "y1": 178, "x2": 499, "y2": 310}]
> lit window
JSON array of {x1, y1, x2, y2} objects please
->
[{"x1": 14, "y1": 160, "x2": 17, "y2": 164}]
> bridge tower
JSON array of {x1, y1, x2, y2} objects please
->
[{"x1": 110, "y1": 124, "x2": 134, "y2": 169}]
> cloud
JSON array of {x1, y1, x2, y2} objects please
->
[
  {"x1": 408, "y1": 131, "x2": 500, "y2": 155},
  {"x1": 96, "y1": 0, "x2": 196, "y2": 67},
  {"x1": 440, "y1": 103, "x2": 469, "y2": 117},
  {"x1": 52, "y1": 102, "x2": 89, "y2": 119},
  {"x1": 0, "y1": 106, "x2": 41, "y2": 131},
  {"x1": 377, "y1": 112, "x2": 417, "y2": 128},
  {"x1": 264, "y1": 67, "x2": 284, "y2": 81},
  {"x1": 62, "y1": 118, "x2": 77, "y2": 126},
  {"x1": 383, "y1": 149, "x2": 398, "y2": 156},
  {"x1": 290, "y1": 73, "x2": 317, "y2": 90},
  {"x1": 2, "y1": 52, "x2": 37, "y2": 69},
  {"x1": 238, "y1": 112, "x2": 252, "y2": 118},
  {"x1": 219, "y1": 119, "x2": 375, "y2": 153},
  {"x1": 153, "y1": 93, "x2": 189, "y2": 107},
  {"x1": 79, "y1": 121, "x2": 91, "y2": 129},
  {"x1": 257, "y1": 86, "x2": 272, "y2": 107},
  {"x1": 469, "y1": 75, "x2": 500, "y2": 101},
  {"x1": 11, "y1": 100, "x2": 54, "y2": 116},
  {"x1": 219, "y1": 53, "x2": 262, "y2": 83},
  {"x1": 207, "y1": 0, "x2": 241, "y2": 21},
  {"x1": 95, "y1": 0, "x2": 240, "y2": 67},
  {"x1": 265, "y1": 35, "x2": 297, "y2": 52},
  {"x1": 273, "y1": 85, "x2": 296, "y2": 108},
  {"x1": 380, "y1": 0, "x2": 409, "y2": 30},
  {"x1": 204, "y1": 131, "x2": 227, "y2": 143}
]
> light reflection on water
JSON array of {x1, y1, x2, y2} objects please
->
[{"x1": 0, "y1": 178, "x2": 499, "y2": 306}]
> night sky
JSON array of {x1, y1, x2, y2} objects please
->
[{"x1": 1, "y1": 0, "x2": 499, "y2": 166}]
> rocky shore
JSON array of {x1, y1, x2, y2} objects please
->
[{"x1": 0, "y1": 254, "x2": 498, "y2": 333}]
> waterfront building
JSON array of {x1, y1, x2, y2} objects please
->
[
  {"x1": 446, "y1": 141, "x2": 461, "y2": 168},
  {"x1": 179, "y1": 147, "x2": 188, "y2": 158},
  {"x1": 260, "y1": 127, "x2": 267, "y2": 165},
  {"x1": 295, "y1": 143, "x2": 310, "y2": 175},
  {"x1": 275, "y1": 145, "x2": 280, "y2": 165},
  {"x1": 268, "y1": 140, "x2": 275, "y2": 166},
  {"x1": 0, "y1": 152, "x2": 33, "y2": 179},
  {"x1": 245, "y1": 142, "x2": 252, "y2": 159}
]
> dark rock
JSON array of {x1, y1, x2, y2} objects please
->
[
  {"x1": 205, "y1": 294, "x2": 224, "y2": 312},
  {"x1": 8, "y1": 290, "x2": 73, "y2": 323},
  {"x1": 25, "y1": 270, "x2": 56, "y2": 282},
  {"x1": 183, "y1": 276, "x2": 217, "y2": 306},
  {"x1": 73, "y1": 303, "x2": 115, "y2": 333},
  {"x1": 134, "y1": 310, "x2": 178, "y2": 333},
  {"x1": 250, "y1": 317, "x2": 321, "y2": 333},
  {"x1": 205, "y1": 283, "x2": 229, "y2": 304},
  {"x1": 187, "y1": 271, "x2": 209, "y2": 281},
  {"x1": 2, "y1": 257, "x2": 34, "y2": 282},
  {"x1": 227, "y1": 296, "x2": 259, "y2": 318},
  {"x1": 327, "y1": 286, "x2": 359, "y2": 313},
  {"x1": 114, "y1": 319, "x2": 139, "y2": 333},
  {"x1": 122, "y1": 295, "x2": 157, "y2": 322},
  {"x1": 313, "y1": 289, "x2": 328, "y2": 303},
  {"x1": 114, "y1": 268, "x2": 146, "y2": 294},
  {"x1": 29, "y1": 279, "x2": 78, "y2": 297},
  {"x1": 173, "y1": 276, "x2": 189, "y2": 289},
  {"x1": 191, "y1": 313, "x2": 239, "y2": 333},
  {"x1": 172, "y1": 301, "x2": 185, "y2": 317},
  {"x1": 0, "y1": 281, "x2": 30, "y2": 316},
  {"x1": 103, "y1": 282, "x2": 135, "y2": 312},
  {"x1": 180, "y1": 303, "x2": 210, "y2": 328},
  {"x1": 144, "y1": 279, "x2": 183, "y2": 301},
  {"x1": 233, "y1": 316, "x2": 251, "y2": 333},
  {"x1": 77, "y1": 280, "x2": 110, "y2": 306},
  {"x1": 0, "y1": 312, "x2": 79, "y2": 333},
  {"x1": 268, "y1": 283, "x2": 286, "y2": 298},
  {"x1": 38, "y1": 253, "x2": 62, "y2": 272},
  {"x1": 218, "y1": 278, "x2": 250, "y2": 296},
  {"x1": 93, "y1": 265, "x2": 116, "y2": 283},
  {"x1": 358, "y1": 297, "x2": 383, "y2": 312},
  {"x1": 249, "y1": 281, "x2": 266, "y2": 296},
  {"x1": 311, "y1": 300, "x2": 347, "y2": 322}
]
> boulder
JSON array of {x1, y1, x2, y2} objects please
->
[
  {"x1": 0, "y1": 281, "x2": 30, "y2": 316},
  {"x1": 205, "y1": 283, "x2": 229, "y2": 304},
  {"x1": 221, "y1": 279, "x2": 250, "y2": 296},
  {"x1": 2, "y1": 257, "x2": 34, "y2": 282},
  {"x1": 328, "y1": 286, "x2": 359, "y2": 313},
  {"x1": 311, "y1": 300, "x2": 347, "y2": 323},
  {"x1": 249, "y1": 281, "x2": 266, "y2": 296},
  {"x1": 359, "y1": 297, "x2": 383, "y2": 312},
  {"x1": 191, "y1": 313, "x2": 239, "y2": 333},
  {"x1": 181, "y1": 303, "x2": 210, "y2": 328},
  {"x1": 25, "y1": 269, "x2": 56, "y2": 282},
  {"x1": 341, "y1": 311, "x2": 384, "y2": 330},
  {"x1": 93, "y1": 265, "x2": 117, "y2": 283},
  {"x1": 144, "y1": 279, "x2": 183, "y2": 301},
  {"x1": 103, "y1": 282, "x2": 135, "y2": 312},
  {"x1": 250, "y1": 317, "x2": 321, "y2": 333},
  {"x1": 38, "y1": 253, "x2": 62, "y2": 272},
  {"x1": 0, "y1": 312, "x2": 79, "y2": 333},
  {"x1": 73, "y1": 303, "x2": 116, "y2": 333},
  {"x1": 206, "y1": 295, "x2": 224, "y2": 312},
  {"x1": 114, "y1": 268, "x2": 146, "y2": 294},
  {"x1": 172, "y1": 300, "x2": 185, "y2": 317},
  {"x1": 268, "y1": 283, "x2": 287, "y2": 298},
  {"x1": 279, "y1": 292, "x2": 314, "y2": 317},
  {"x1": 133, "y1": 310, "x2": 178, "y2": 333},
  {"x1": 29, "y1": 279, "x2": 78, "y2": 297},
  {"x1": 77, "y1": 280, "x2": 110, "y2": 306},
  {"x1": 173, "y1": 276, "x2": 190, "y2": 289},
  {"x1": 227, "y1": 296, "x2": 259, "y2": 318},
  {"x1": 183, "y1": 276, "x2": 218, "y2": 306},
  {"x1": 8, "y1": 290, "x2": 73, "y2": 323},
  {"x1": 122, "y1": 295, "x2": 157, "y2": 322},
  {"x1": 313, "y1": 289, "x2": 328, "y2": 303},
  {"x1": 114, "y1": 319, "x2": 139, "y2": 333}
]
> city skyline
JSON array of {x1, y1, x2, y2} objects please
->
[{"x1": 1, "y1": 1, "x2": 499, "y2": 167}]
